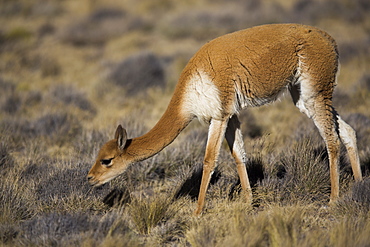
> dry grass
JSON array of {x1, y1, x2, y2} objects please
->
[{"x1": 1, "y1": 0, "x2": 370, "y2": 246}]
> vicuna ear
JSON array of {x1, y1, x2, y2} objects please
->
[{"x1": 114, "y1": 125, "x2": 127, "y2": 150}]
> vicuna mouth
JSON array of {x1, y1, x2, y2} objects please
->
[{"x1": 87, "y1": 175, "x2": 100, "y2": 186}]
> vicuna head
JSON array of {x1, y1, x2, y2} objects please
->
[{"x1": 87, "y1": 125, "x2": 131, "y2": 186}]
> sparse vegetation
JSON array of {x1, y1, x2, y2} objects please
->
[{"x1": 1, "y1": 0, "x2": 370, "y2": 246}]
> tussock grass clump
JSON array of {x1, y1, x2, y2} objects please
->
[
  {"x1": 175, "y1": 163, "x2": 221, "y2": 200},
  {"x1": 256, "y1": 138, "x2": 330, "y2": 205},
  {"x1": 0, "y1": 142, "x2": 15, "y2": 174},
  {"x1": 186, "y1": 204, "x2": 327, "y2": 247},
  {"x1": 128, "y1": 192, "x2": 176, "y2": 235},
  {"x1": 329, "y1": 215, "x2": 370, "y2": 247},
  {"x1": 350, "y1": 178, "x2": 370, "y2": 206},
  {"x1": 96, "y1": 210, "x2": 140, "y2": 247},
  {"x1": 279, "y1": 139, "x2": 330, "y2": 196},
  {"x1": 0, "y1": 143, "x2": 36, "y2": 226},
  {"x1": 103, "y1": 187, "x2": 131, "y2": 207},
  {"x1": 334, "y1": 178, "x2": 370, "y2": 218},
  {"x1": 0, "y1": 177, "x2": 35, "y2": 224}
]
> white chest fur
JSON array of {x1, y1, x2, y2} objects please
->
[{"x1": 182, "y1": 70, "x2": 223, "y2": 123}]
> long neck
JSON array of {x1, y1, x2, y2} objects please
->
[{"x1": 126, "y1": 92, "x2": 193, "y2": 162}]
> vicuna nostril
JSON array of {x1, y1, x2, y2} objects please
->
[{"x1": 87, "y1": 175, "x2": 93, "y2": 181}]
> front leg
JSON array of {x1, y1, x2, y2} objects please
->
[{"x1": 194, "y1": 118, "x2": 229, "y2": 216}]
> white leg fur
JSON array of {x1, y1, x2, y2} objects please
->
[
  {"x1": 225, "y1": 115, "x2": 252, "y2": 201},
  {"x1": 293, "y1": 75, "x2": 316, "y2": 119},
  {"x1": 337, "y1": 116, "x2": 362, "y2": 181}
]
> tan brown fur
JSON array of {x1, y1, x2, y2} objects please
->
[{"x1": 88, "y1": 24, "x2": 362, "y2": 215}]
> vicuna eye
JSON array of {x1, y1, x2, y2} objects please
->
[{"x1": 101, "y1": 158, "x2": 113, "y2": 167}]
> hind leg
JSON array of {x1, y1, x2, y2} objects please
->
[
  {"x1": 337, "y1": 116, "x2": 362, "y2": 181},
  {"x1": 225, "y1": 115, "x2": 252, "y2": 202},
  {"x1": 312, "y1": 109, "x2": 341, "y2": 202},
  {"x1": 290, "y1": 83, "x2": 341, "y2": 201},
  {"x1": 290, "y1": 79, "x2": 362, "y2": 201}
]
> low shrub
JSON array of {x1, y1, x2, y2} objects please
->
[
  {"x1": 344, "y1": 113, "x2": 370, "y2": 151},
  {"x1": 1, "y1": 93, "x2": 21, "y2": 114},
  {"x1": 28, "y1": 113, "x2": 81, "y2": 141},
  {"x1": 19, "y1": 213, "x2": 96, "y2": 246},
  {"x1": 339, "y1": 39, "x2": 370, "y2": 64},
  {"x1": 49, "y1": 84, "x2": 96, "y2": 114},
  {"x1": 60, "y1": 8, "x2": 147, "y2": 46},
  {"x1": 0, "y1": 78, "x2": 20, "y2": 114},
  {"x1": 109, "y1": 52, "x2": 166, "y2": 95},
  {"x1": 5, "y1": 27, "x2": 33, "y2": 42},
  {"x1": 356, "y1": 73, "x2": 370, "y2": 91},
  {"x1": 36, "y1": 162, "x2": 91, "y2": 202},
  {"x1": 158, "y1": 3, "x2": 286, "y2": 41},
  {"x1": 291, "y1": 0, "x2": 370, "y2": 24},
  {"x1": 239, "y1": 110, "x2": 263, "y2": 138},
  {"x1": 37, "y1": 23, "x2": 55, "y2": 38},
  {"x1": 40, "y1": 57, "x2": 61, "y2": 77},
  {"x1": 159, "y1": 9, "x2": 243, "y2": 41}
]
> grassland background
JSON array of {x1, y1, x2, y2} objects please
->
[{"x1": 1, "y1": 0, "x2": 370, "y2": 246}]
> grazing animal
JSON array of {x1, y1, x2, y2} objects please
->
[{"x1": 87, "y1": 24, "x2": 362, "y2": 215}]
